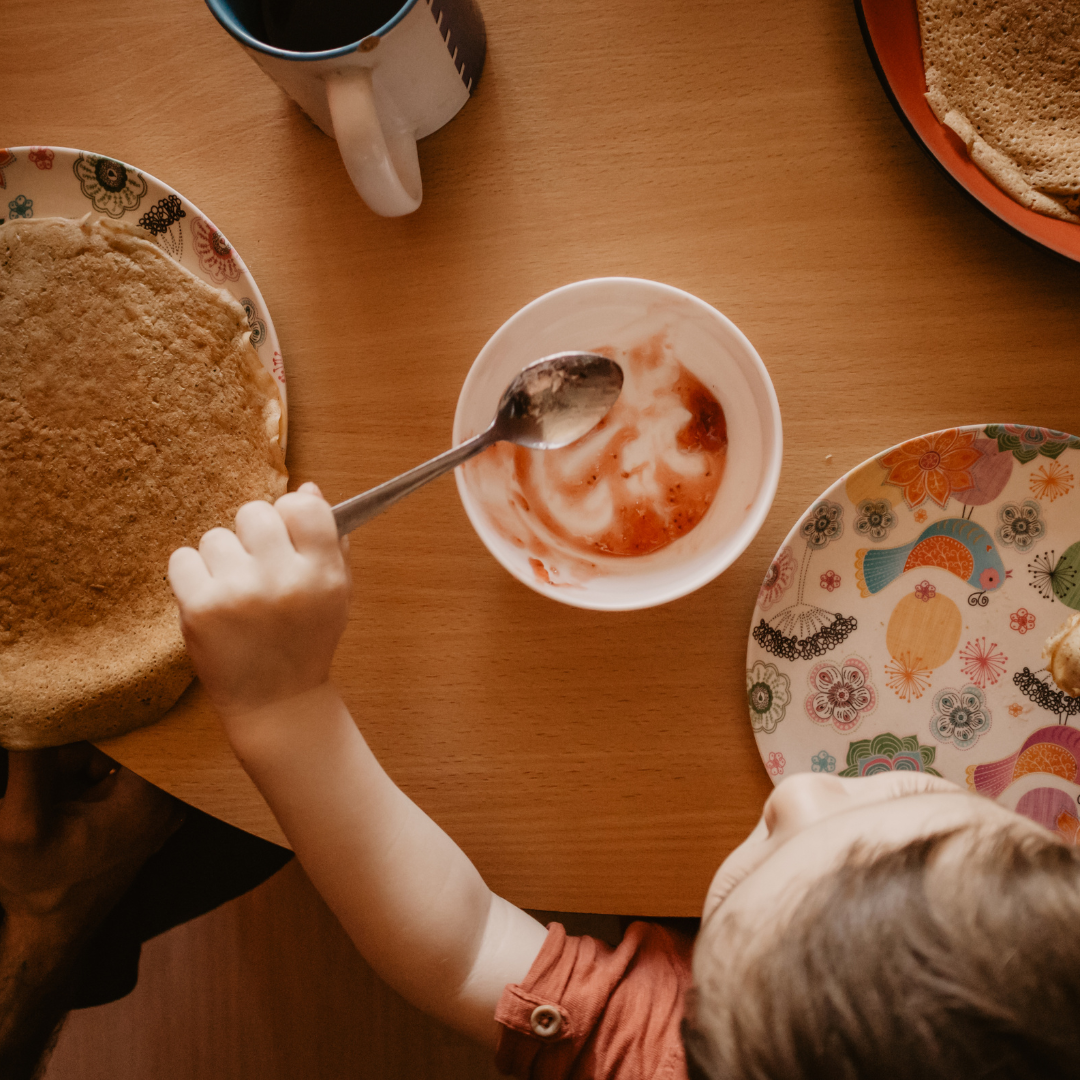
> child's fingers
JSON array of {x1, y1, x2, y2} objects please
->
[
  {"x1": 198, "y1": 527, "x2": 251, "y2": 578},
  {"x1": 168, "y1": 546, "x2": 213, "y2": 603},
  {"x1": 275, "y1": 489, "x2": 341, "y2": 559},
  {"x1": 235, "y1": 499, "x2": 295, "y2": 560}
]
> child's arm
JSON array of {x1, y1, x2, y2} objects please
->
[{"x1": 168, "y1": 485, "x2": 548, "y2": 1046}]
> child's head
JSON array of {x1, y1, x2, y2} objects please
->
[{"x1": 684, "y1": 773, "x2": 1080, "y2": 1078}]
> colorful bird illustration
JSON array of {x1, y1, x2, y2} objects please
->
[
  {"x1": 856, "y1": 518, "x2": 1007, "y2": 597},
  {"x1": 969, "y1": 725, "x2": 1080, "y2": 799},
  {"x1": 953, "y1": 438, "x2": 1013, "y2": 507}
]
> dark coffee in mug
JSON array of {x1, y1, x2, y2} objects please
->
[
  {"x1": 205, "y1": 0, "x2": 486, "y2": 215},
  {"x1": 256, "y1": 0, "x2": 405, "y2": 52}
]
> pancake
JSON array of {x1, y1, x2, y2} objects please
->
[
  {"x1": 917, "y1": 0, "x2": 1080, "y2": 221},
  {"x1": 0, "y1": 216, "x2": 287, "y2": 748}
]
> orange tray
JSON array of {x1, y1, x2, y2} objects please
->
[{"x1": 855, "y1": 0, "x2": 1080, "y2": 264}]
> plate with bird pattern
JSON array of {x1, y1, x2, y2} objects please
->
[{"x1": 746, "y1": 425, "x2": 1080, "y2": 843}]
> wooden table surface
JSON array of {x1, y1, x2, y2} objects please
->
[{"x1": 7, "y1": 0, "x2": 1080, "y2": 916}]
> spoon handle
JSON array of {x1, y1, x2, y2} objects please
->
[{"x1": 332, "y1": 425, "x2": 496, "y2": 536}]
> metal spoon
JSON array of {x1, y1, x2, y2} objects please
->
[{"x1": 332, "y1": 351, "x2": 624, "y2": 536}]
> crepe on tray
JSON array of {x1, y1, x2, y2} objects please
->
[
  {"x1": 917, "y1": 0, "x2": 1080, "y2": 222},
  {"x1": 0, "y1": 216, "x2": 287, "y2": 748}
]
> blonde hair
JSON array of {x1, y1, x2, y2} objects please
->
[{"x1": 683, "y1": 824, "x2": 1080, "y2": 1079}]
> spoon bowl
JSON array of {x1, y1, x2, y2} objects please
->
[
  {"x1": 493, "y1": 351, "x2": 623, "y2": 449},
  {"x1": 332, "y1": 351, "x2": 622, "y2": 536}
]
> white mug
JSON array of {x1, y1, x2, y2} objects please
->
[{"x1": 205, "y1": 0, "x2": 486, "y2": 216}]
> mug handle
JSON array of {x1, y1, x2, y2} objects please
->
[{"x1": 325, "y1": 67, "x2": 422, "y2": 217}]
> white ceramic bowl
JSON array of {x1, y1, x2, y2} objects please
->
[{"x1": 453, "y1": 278, "x2": 782, "y2": 610}]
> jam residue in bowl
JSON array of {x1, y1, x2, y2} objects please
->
[{"x1": 464, "y1": 331, "x2": 727, "y2": 583}]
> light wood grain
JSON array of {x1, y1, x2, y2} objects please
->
[
  {"x1": 6, "y1": 0, "x2": 1080, "y2": 917},
  {"x1": 45, "y1": 862, "x2": 505, "y2": 1080},
  {"x1": 98, "y1": 683, "x2": 289, "y2": 848}
]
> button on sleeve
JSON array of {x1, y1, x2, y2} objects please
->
[{"x1": 530, "y1": 1004, "x2": 564, "y2": 1038}]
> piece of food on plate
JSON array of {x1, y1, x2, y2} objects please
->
[
  {"x1": 0, "y1": 216, "x2": 287, "y2": 748},
  {"x1": 917, "y1": 0, "x2": 1080, "y2": 221},
  {"x1": 1043, "y1": 612, "x2": 1080, "y2": 697}
]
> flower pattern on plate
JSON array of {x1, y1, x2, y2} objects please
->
[
  {"x1": 810, "y1": 750, "x2": 836, "y2": 773},
  {"x1": 985, "y1": 424, "x2": 1080, "y2": 464},
  {"x1": 930, "y1": 686, "x2": 991, "y2": 750},
  {"x1": 996, "y1": 500, "x2": 1044, "y2": 552},
  {"x1": 28, "y1": 147, "x2": 53, "y2": 170},
  {"x1": 838, "y1": 733, "x2": 941, "y2": 777},
  {"x1": 959, "y1": 637, "x2": 1007, "y2": 689},
  {"x1": 853, "y1": 498, "x2": 896, "y2": 541},
  {"x1": 73, "y1": 153, "x2": 148, "y2": 218},
  {"x1": 805, "y1": 656, "x2": 876, "y2": 733},
  {"x1": 748, "y1": 423, "x2": 1080, "y2": 841},
  {"x1": 241, "y1": 298, "x2": 268, "y2": 349},
  {"x1": 766, "y1": 751, "x2": 786, "y2": 776},
  {"x1": 884, "y1": 652, "x2": 933, "y2": 701},
  {"x1": 800, "y1": 500, "x2": 843, "y2": 548},
  {"x1": 191, "y1": 216, "x2": 241, "y2": 284},
  {"x1": 753, "y1": 519, "x2": 858, "y2": 661},
  {"x1": 7, "y1": 194, "x2": 32, "y2": 219},
  {"x1": 758, "y1": 545, "x2": 796, "y2": 610},
  {"x1": 819, "y1": 570, "x2": 840, "y2": 592},
  {"x1": 747, "y1": 661, "x2": 791, "y2": 735},
  {"x1": 138, "y1": 194, "x2": 186, "y2": 259},
  {"x1": 1031, "y1": 461, "x2": 1074, "y2": 503},
  {"x1": 1026, "y1": 549, "x2": 1077, "y2": 603},
  {"x1": 878, "y1": 428, "x2": 981, "y2": 509}
]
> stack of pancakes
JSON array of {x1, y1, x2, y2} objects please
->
[
  {"x1": 0, "y1": 217, "x2": 287, "y2": 747},
  {"x1": 918, "y1": 0, "x2": 1080, "y2": 221}
]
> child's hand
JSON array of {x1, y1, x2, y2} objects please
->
[
  {"x1": 169, "y1": 486, "x2": 548, "y2": 1048},
  {"x1": 168, "y1": 482, "x2": 351, "y2": 721}
]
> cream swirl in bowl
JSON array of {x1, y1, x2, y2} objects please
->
[
  {"x1": 466, "y1": 332, "x2": 728, "y2": 583},
  {"x1": 453, "y1": 278, "x2": 782, "y2": 611}
]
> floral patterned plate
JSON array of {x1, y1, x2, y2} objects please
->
[
  {"x1": 0, "y1": 146, "x2": 286, "y2": 441},
  {"x1": 747, "y1": 425, "x2": 1080, "y2": 844}
]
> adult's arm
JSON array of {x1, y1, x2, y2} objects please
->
[
  {"x1": 0, "y1": 748, "x2": 184, "y2": 1078},
  {"x1": 0, "y1": 908, "x2": 95, "y2": 1079}
]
